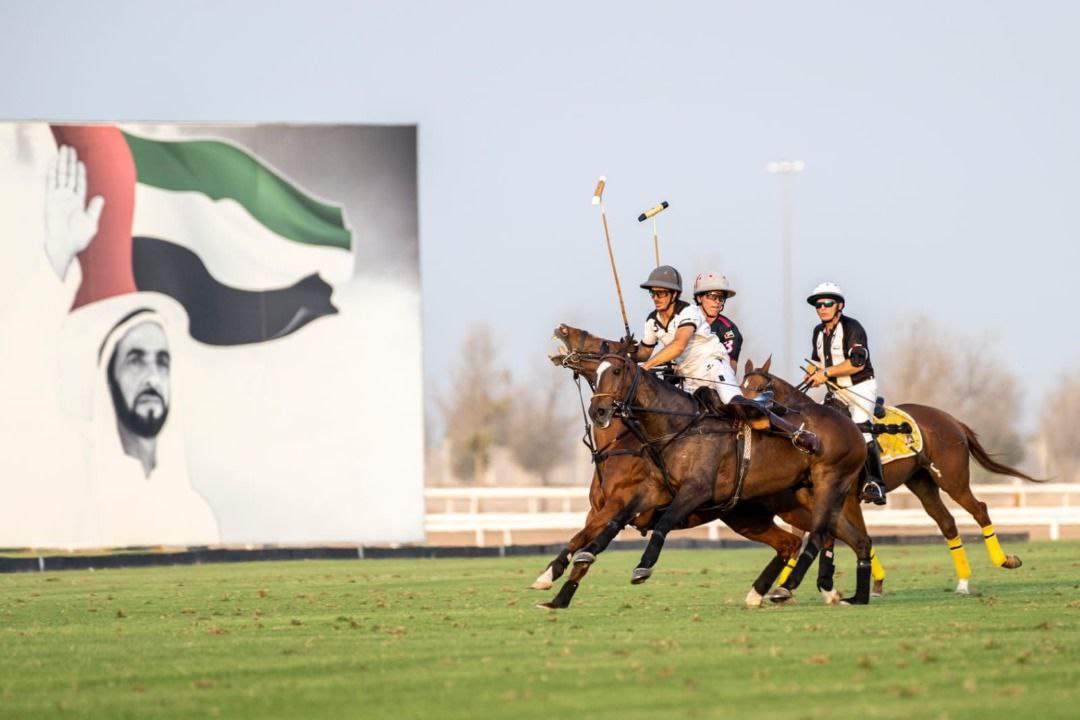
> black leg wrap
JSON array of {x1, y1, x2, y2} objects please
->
[
  {"x1": 637, "y1": 529, "x2": 667, "y2": 570},
  {"x1": 816, "y1": 548, "x2": 836, "y2": 592},
  {"x1": 782, "y1": 541, "x2": 820, "y2": 591},
  {"x1": 549, "y1": 546, "x2": 571, "y2": 580},
  {"x1": 851, "y1": 560, "x2": 872, "y2": 605},
  {"x1": 753, "y1": 555, "x2": 789, "y2": 596},
  {"x1": 549, "y1": 579, "x2": 580, "y2": 609}
]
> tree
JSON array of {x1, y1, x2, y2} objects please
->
[
  {"x1": 506, "y1": 367, "x2": 577, "y2": 485},
  {"x1": 881, "y1": 317, "x2": 1024, "y2": 482},
  {"x1": 1036, "y1": 367, "x2": 1080, "y2": 482},
  {"x1": 436, "y1": 325, "x2": 511, "y2": 483}
]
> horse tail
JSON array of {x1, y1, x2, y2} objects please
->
[{"x1": 960, "y1": 421, "x2": 1047, "y2": 483}]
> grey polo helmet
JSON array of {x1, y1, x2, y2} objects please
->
[{"x1": 640, "y1": 265, "x2": 683, "y2": 294}]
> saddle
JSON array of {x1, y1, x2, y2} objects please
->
[{"x1": 870, "y1": 406, "x2": 924, "y2": 464}]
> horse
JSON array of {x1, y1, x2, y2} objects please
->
[
  {"x1": 533, "y1": 326, "x2": 805, "y2": 609},
  {"x1": 586, "y1": 352, "x2": 875, "y2": 603},
  {"x1": 536, "y1": 324, "x2": 880, "y2": 608},
  {"x1": 741, "y1": 363, "x2": 1044, "y2": 594}
]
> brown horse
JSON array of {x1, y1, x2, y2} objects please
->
[
  {"x1": 585, "y1": 352, "x2": 874, "y2": 603},
  {"x1": 536, "y1": 325, "x2": 878, "y2": 608},
  {"x1": 741, "y1": 364, "x2": 1044, "y2": 594},
  {"x1": 533, "y1": 327, "x2": 805, "y2": 609}
]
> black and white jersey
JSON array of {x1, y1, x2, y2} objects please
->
[
  {"x1": 811, "y1": 314, "x2": 875, "y2": 386},
  {"x1": 709, "y1": 314, "x2": 743, "y2": 363},
  {"x1": 642, "y1": 300, "x2": 728, "y2": 378}
]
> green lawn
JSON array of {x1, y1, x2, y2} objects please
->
[{"x1": 2, "y1": 540, "x2": 1078, "y2": 720}]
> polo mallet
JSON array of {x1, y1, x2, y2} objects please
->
[
  {"x1": 593, "y1": 176, "x2": 631, "y2": 340},
  {"x1": 800, "y1": 360, "x2": 885, "y2": 417},
  {"x1": 638, "y1": 201, "x2": 669, "y2": 267}
]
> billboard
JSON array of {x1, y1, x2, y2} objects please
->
[{"x1": 0, "y1": 123, "x2": 423, "y2": 549}]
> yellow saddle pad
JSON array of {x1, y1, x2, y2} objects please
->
[{"x1": 875, "y1": 406, "x2": 923, "y2": 465}]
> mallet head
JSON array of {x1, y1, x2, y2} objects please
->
[{"x1": 638, "y1": 201, "x2": 669, "y2": 222}]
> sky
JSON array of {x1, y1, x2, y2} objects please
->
[{"x1": 2, "y1": 1, "x2": 1077, "y2": 431}]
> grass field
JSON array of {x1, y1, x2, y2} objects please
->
[{"x1": 2, "y1": 540, "x2": 1079, "y2": 720}]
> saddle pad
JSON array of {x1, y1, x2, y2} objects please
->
[{"x1": 876, "y1": 406, "x2": 923, "y2": 465}]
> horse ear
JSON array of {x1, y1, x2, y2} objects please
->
[
  {"x1": 744, "y1": 358, "x2": 753, "y2": 376},
  {"x1": 763, "y1": 355, "x2": 772, "y2": 374}
]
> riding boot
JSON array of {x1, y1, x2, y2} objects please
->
[
  {"x1": 860, "y1": 440, "x2": 887, "y2": 505},
  {"x1": 728, "y1": 396, "x2": 821, "y2": 454},
  {"x1": 692, "y1": 386, "x2": 726, "y2": 417}
]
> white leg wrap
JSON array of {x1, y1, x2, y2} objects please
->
[{"x1": 955, "y1": 578, "x2": 970, "y2": 595}]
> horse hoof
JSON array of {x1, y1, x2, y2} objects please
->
[
  {"x1": 630, "y1": 567, "x2": 652, "y2": 584},
  {"x1": 766, "y1": 587, "x2": 793, "y2": 604},
  {"x1": 535, "y1": 602, "x2": 558, "y2": 610},
  {"x1": 572, "y1": 551, "x2": 596, "y2": 566},
  {"x1": 839, "y1": 596, "x2": 869, "y2": 606},
  {"x1": 745, "y1": 588, "x2": 764, "y2": 608},
  {"x1": 1002, "y1": 555, "x2": 1022, "y2": 569},
  {"x1": 530, "y1": 567, "x2": 555, "y2": 590},
  {"x1": 955, "y1": 578, "x2": 971, "y2": 595},
  {"x1": 871, "y1": 579, "x2": 884, "y2": 597},
  {"x1": 821, "y1": 589, "x2": 842, "y2": 605}
]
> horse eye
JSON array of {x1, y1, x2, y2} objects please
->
[{"x1": 613, "y1": 368, "x2": 621, "y2": 375}]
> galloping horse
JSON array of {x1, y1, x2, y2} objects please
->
[
  {"x1": 536, "y1": 325, "x2": 877, "y2": 608},
  {"x1": 741, "y1": 364, "x2": 1044, "y2": 594},
  {"x1": 533, "y1": 327, "x2": 804, "y2": 609},
  {"x1": 585, "y1": 352, "x2": 874, "y2": 602}
]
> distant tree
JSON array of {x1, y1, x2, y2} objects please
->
[
  {"x1": 881, "y1": 317, "x2": 1024, "y2": 482},
  {"x1": 506, "y1": 368, "x2": 577, "y2": 485},
  {"x1": 1036, "y1": 367, "x2": 1080, "y2": 482},
  {"x1": 437, "y1": 325, "x2": 511, "y2": 483}
]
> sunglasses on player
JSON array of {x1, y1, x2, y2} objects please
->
[{"x1": 815, "y1": 300, "x2": 838, "y2": 309}]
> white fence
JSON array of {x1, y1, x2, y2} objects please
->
[{"x1": 425, "y1": 483, "x2": 1080, "y2": 546}]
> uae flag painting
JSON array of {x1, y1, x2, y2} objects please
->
[{"x1": 0, "y1": 122, "x2": 424, "y2": 549}]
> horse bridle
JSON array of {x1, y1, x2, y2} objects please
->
[{"x1": 741, "y1": 369, "x2": 777, "y2": 406}]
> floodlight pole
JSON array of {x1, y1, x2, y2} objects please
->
[{"x1": 766, "y1": 160, "x2": 805, "y2": 378}]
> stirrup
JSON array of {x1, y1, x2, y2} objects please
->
[
  {"x1": 860, "y1": 482, "x2": 887, "y2": 506},
  {"x1": 790, "y1": 424, "x2": 820, "y2": 455}
]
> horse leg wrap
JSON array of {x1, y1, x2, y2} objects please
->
[
  {"x1": 550, "y1": 547, "x2": 572, "y2": 579},
  {"x1": 852, "y1": 560, "x2": 872, "y2": 604},
  {"x1": 782, "y1": 541, "x2": 820, "y2": 590},
  {"x1": 981, "y1": 525, "x2": 1008, "y2": 567},
  {"x1": 638, "y1": 529, "x2": 667, "y2": 569},
  {"x1": 816, "y1": 548, "x2": 835, "y2": 592},
  {"x1": 549, "y1": 580, "x2": 579, "y2": 609},
  {"x1": 776, "y1": 555, "x2": 798, "y2": 586},
  {"x1": 870, "y1": 547, "x2": 886, "y2": 582},
  {"x1": 752, "y1": 555, "x2": 789, "y2": 596},
  {"x1": 947, "y1": 536, "x2": 973, "y2": 579}
]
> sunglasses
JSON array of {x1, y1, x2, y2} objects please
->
[
  {"x1": 815, "y1": 300, "x2": 838, "y2": 309},
  {"x1": 648, "y1": 289, "x2": 673, "y2": 299},
  {"x1": 699, "y1": 292, "x2": 727, "y2": 302}
]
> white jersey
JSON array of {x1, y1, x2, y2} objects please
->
[{"x1": 642, "y1": 301, "x2": 730, "y2": 381}]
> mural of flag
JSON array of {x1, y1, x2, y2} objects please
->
[{"x1": 50, "y1": 125, "x2": 352, "y2": 346}]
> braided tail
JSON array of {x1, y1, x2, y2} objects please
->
[{"x1": 961, "y1": 422, "x2": 1046, "y2": 483}]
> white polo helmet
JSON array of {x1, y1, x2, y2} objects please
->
[
  {"x1": 807, "y1": 282, "x2": 845, "y2": 305},
  {"x1": 693, "y1": 272, "x2": 736, "y2": 298}
]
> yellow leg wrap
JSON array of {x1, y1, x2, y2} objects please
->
[
  {"x1": 869, "y1": 548, "x2": 886, "y2": 582},
  {"x1": 777, "y1": 556, "x2": 797, "y2": 585},
  {"x1": 947, "y1": 536, "x2": 973, "y2": 579},
  {"x1": 982, "y1": 525, "x2": 1008, "y2": 567}
]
